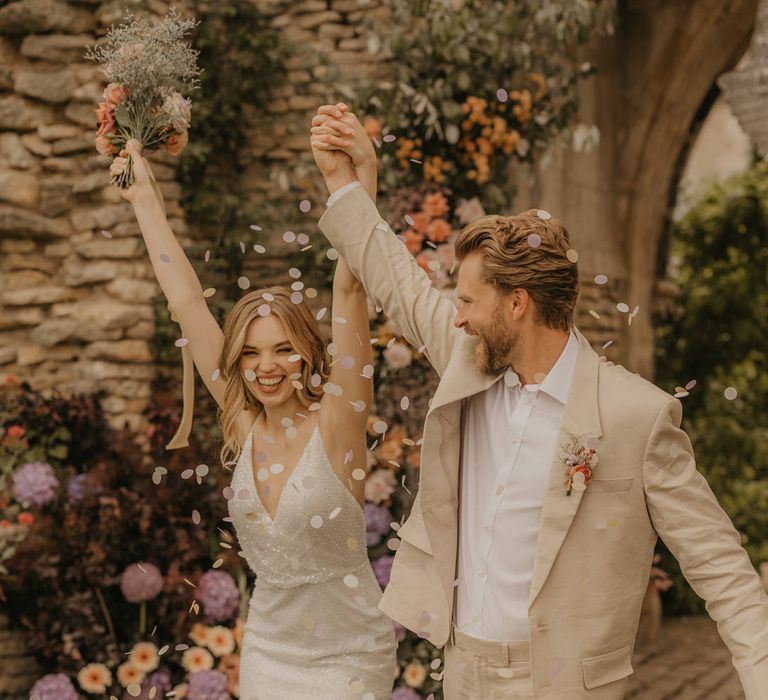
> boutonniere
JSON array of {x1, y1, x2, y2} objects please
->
[{"x1": 562, "y1": 434, "x2": 599, "y2": 496}]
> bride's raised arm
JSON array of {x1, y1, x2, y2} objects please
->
[{"x1": 110, "y1": 140, "x2": 226, "y2": 409}]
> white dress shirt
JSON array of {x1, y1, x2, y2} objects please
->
[
  {"x1": 326, "y1": 180, "x2": 362, "y2": 208},
  {"x1": 456, "y1": 330, "x2": 579, "y2": 641}
]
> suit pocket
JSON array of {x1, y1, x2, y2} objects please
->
[
  {"x1": 396, "y1": 511, "x2": 433, "y2": 554},
  {"x1": 581, "y1": 644, "x2": 634, "y2": 689},
  {"x1": 583, "y1": 477, "x2": 634, "y2": 494}
]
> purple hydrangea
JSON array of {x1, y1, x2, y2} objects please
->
[
  {"x1": 187, "y1": 670, "x2": 231, "y2": 700},
  {"x1": 364, "y1": 503, "x2": 392, "y2": 546},
  {"x1": 122, "y1": 667, "x2": 172, "y2": 700},
  {"x1": 198, "y1": 570, "x2": 239, "y2": 623},
  {"x1": 372, "y1": 555, "x2": 394, "y2": 588},
  {"x1": 12, "y1": 461, "x2": 59, "y2": 508},
  {"x1": 391, "y1": 687, "x2": 422, "y2": 700},
  {"x1": 29, "y1": 673, "x2": 78, "y2": 700},
  {"x1": 67, "y1": 472, "x2": 102, "y2": 505},
  {"x1": 120, "y1": 562, "x2": 164, "y2": 603}
]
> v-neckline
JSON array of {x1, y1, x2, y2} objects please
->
[{"x1": 247, "y1": 421, "x2": 319, "y2": 525}]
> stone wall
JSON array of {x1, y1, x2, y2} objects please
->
[{"x1": 1, "y1": 0, "x2": 747, "y2": 436}]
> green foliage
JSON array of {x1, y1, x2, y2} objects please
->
[
  {"x1": 356, "y1": 0, "x2": 614, "y2": 211},
  {"x1": 655, "y1": 160, "x2": 768, "y2": 615}
]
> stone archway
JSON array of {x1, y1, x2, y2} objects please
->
[{"x1": 513, "y1": 0, "x2": 759, "y2": 379}]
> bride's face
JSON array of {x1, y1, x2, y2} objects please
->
[{"x1": 239, "y1": 315, "x2": 303, "y2": 405}]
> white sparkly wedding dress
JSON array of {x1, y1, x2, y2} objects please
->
[{"x1": 228, "y1": 422, "x2": 397, "y2": 699}]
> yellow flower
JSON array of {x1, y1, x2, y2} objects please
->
[
  {"x1": 207, "y1": 626, "x2": 236, "y2": 656},
  {"x1": 182, "y1": 646, "x2": 215, "y2": 673},
  {"x1": 403, "y1": 661, "x2": 427, "y2": 687},
  {"x1": 117, "y1": 661, "x2": 145, "y2": 688},
  {"x1": 130, "y1": 641, "x2": 159, "y2": 673},
  {"x1": 77, "y1": 663, "x2": 113, "y2": 694}
]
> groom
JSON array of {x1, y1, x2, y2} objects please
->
[{"x1": 309, "y1": 103, "x2": 768, "y2": 699}]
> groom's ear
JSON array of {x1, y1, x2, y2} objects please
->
[{"x1": 508, "y1": 288, "x2": 531, "y2": 320}]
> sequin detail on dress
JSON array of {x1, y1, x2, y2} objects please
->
[{"x1": 229, "y1": 424, "x2": 396, "y2": 699}]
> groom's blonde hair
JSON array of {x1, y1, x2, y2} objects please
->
[{"x1": 454, "y1": 209, "x2": 579, "y2": 331}]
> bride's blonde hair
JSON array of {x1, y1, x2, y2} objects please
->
[{"x1": 217, "y1": 286, "x2": 329, "y2": 466}]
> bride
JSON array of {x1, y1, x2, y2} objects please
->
[{"x1": 109, "y1": 137, "x2": 396, "y2": 699}]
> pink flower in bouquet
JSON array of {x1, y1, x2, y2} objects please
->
[
  {"x1": 103, "y1": 82, "x2": 128, "y2": 106},
  {"x1": 120, "y1": 562, "x2": 164, "y2": 603},
  {"x1": 411, "y1": 211, "x2": 431, "y2": 235},
  {"x1": 161, "y1": 89, "x2": 192, "y2": 132},
  {"x1": 94, "y1": 135, "x2": 116, "y2": 156},
  {"x1": 95, "y1": 102, "x2": 116, "y2": 135},
  {"x1": 165, "y1": 130, "x2": 189, "y2": 156},
  {"x1": 18, "y1": 512, "x2": 34, "y2": 526},
  {"x1": 363, "y1": 116, "x2": 382, "y2": 141}
]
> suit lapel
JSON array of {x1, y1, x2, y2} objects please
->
[{"x1": 528, "y1": 328, "x2": 603, "y2": 607}]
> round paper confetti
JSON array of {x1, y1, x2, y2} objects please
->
[
  {"x1": 299, "y1": 199, "x2": 311, "y2": 213},
  {"x1": 270, "y1": 463, "x2": 284, "y2": 475},
  {"x1": 327, "y1": 342, "x2": 338, "y2": 356},
  {"x1": 250, "y1": 224, "x2": 262, "y2": 231},
  {"x1": 362, "y1": 364, "x2": 374, "y2": 378},
  {"x1": 257, "y1": 468, "x2": 269, "y2": 482},
  {"x1": 253, "y1": 244, "x2": 266, "y2": 254},
  {"x1": 257, "y1": 303, "x2": 271, "y2": 316},
  {"x1": 400, "y1": 396, "x2": 410, "y2": 410},
  {"x1": 310, "y1": 515, "x2": 323, "y2": 528},
  {"x1": 289, "y1": 267, "x2": 301, "y2": 279},
  {"x1": 244, "y1": 368, "x2": 256, "y2": 381},
  {"x1": 352, "y1": 468, "x2": 366, "y2": 480},
  {"x1": 290, "y1": 292, "x2": 303, "y2": 304},
  {"x1": 316, "y1": 307, "x2": 327, "y2": 321},
  {"x1": 383, "y1": 134, "x2": 396, "y2": 143},
  {"x1": 527, "y1": 233, "x2": 542, "y2": 248},
  {"x1": 192, "y1": 510, "x2": 201, "y2": 524},
  {"x1": 387, "y1": 537, "x2": 401, "y2": 551},
  {"x1": 283, "y1": 231, "x2": 297, "y2": 243},
  {"x1": 536, "y1": 209, "x2": 551, "y2": 221},
  {"x1": 343, "y1": 574, "x2": 359, "y2": 588},
  {"x1": 594, "y1": 274, "x2": 608, "y2": 285},
  {"x1": 174, "y1": 338, "x2": 188, "y2": 347},
  {"x1": 372, "y1": 420, "x2": 388, "y2": 434},
  {"x1": 350, "y1": 400, "x2": 366, "y2": 412},
  {"x1": 159, "y1": 253, "x2": 170, "y2": 263},
  {"x1": 127, "y1": 683, "x2": 142, "y2": 697},
  {"x1": 195, "y1": 464, "x2": 209, "y2": 477},
  {"x1": 496, "y1": 88, "x2": 508, "y2": 102},
  {"x1": 203, "y1": 287, "x2": 216, "y2": 298},
  {"x1": 237, "y1": 276, "x2": 250, "y2": 290},
  {"x1": 685, "y1": 380, "x2": 697, "y2": 390},
  {"x1": 223, "y1": 487, "x2": 234, "y2": 500},
  {"x1": 100, "y1": 229, "x2": 112, "y2": 239},
  {"x1": 297, "y1": 233, "x2": 310, "y2": 245},
  {"x1": 724, "y1": 387, "x2": 738, "y2": 400},
  {"x1": 305, "y1": 288, "x2": 317, "y2": 299},
  {"x1": 326, "y1": 248, "x2": 339, "y2": 261},
  {"x1": 566, "y1": 249, "x2": 579, "y2": 263},
  {"x1": 617, "y1": 302, "x2": 629, "y2": 313}
]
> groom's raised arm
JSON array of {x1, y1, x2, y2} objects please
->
[{"x1": 316, "y1": 163, "x2": 462, "y2": 377}]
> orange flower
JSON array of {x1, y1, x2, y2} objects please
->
[
  {"x1": 0, "y1": 520, "x2": 12, "y2": 528},
  {"x1": 425, "y1": 218, "x2": 453, "y2": 244},
  {"x1": 103, "y1": 83, "x2": 129, "y2": 106},
  {"x1": 376, "y1": 438, "x2": 403, "y2": 464},
  {"x1": 421, "y1": 192, "x2": 449, "y2": 218},
  {"x1": 411, "y1": 211, "x2": 431, "y2": 234},
  {"x1": 6, "y1": 425, "x2": 25, "y2": 438},
  {"x1": 402, "y1": 228, "x2": 424, "y2": 255},
  {"x1": 94, "y1": 134, "x2": 115, "y2": 156},
  {"x1": 218, "y1": 653, "x2": 240, "y2": 697},
  {"x1": 18, "y1": 512, "x2": 34, "y2": 526},
  {"x1": 423, "y1": 156, "x2": 451, "y2": 183},
  {"x1": 165, "y1": 130, "x2": 189, "y2": 156},
  {"x1": 363, "y1": 116, "x2": 382, "y2": 141},
  {"x1": 529, "y1": 72, "x2": 547, "y2": 99}
]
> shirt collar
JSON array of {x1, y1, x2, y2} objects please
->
[{"x1": 503, "y1": 329, "x2": 579, "y2": 405}]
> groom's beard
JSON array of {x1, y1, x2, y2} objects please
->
[{"x1": 474, "y1": 305, "x2": 518, "y2": 375}]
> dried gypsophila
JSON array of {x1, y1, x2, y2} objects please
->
[{"x1": 85, "y1": 9, "x2": 201, "y2": 188}]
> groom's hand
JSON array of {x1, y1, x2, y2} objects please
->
[{"x1": 311, "y1": 103, "x2": 356, "y2": 194}]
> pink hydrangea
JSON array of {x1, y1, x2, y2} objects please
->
[{"x1": 120, "y1": 562, "x2": 164, "y2": 603}]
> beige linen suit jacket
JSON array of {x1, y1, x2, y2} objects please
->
[{"x1": 318, "y1": 185, "x2": 768, "y2": 699}]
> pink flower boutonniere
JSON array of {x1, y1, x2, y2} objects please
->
[{"x1": 562, "y1": 435, "x2": 599, "y2": 496}]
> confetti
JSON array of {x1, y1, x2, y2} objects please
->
[
  {"x1": 361, "y1": 364, "x2": 374, "y2": 378},
  {"x1": 724, "y1": 387, "x2": 738, "y2": 400},
  {"x1": 496, "y1": 88, "x2": 508, "y2": 102},
  {"x1": 326, "y1": 248, "x2": 339, "y2": 261},
  {"x1": 203, "y1": 287, "x2": 216, "y2": 298},
  {"x1": 289, "y1": 267, "x2": 302, "y2": 279},
  {"x1": 191, "y1": 509, "x2": 201, "y2": 524},
  {"x1": 316, "y1": 307, "x2": 327, "y2": 321},
  {"x1": 239, "y1": 241, "x2": 246, "y2": 254},
  {"x1": 566, "y1": 249, "x2": 579, "y2": 263},
  {"x1": 594, "y1": 274, "x2": 608, "y2": 285},
  {"x1": 291, "y1": 281, "x2": 304, "y2": 291},
  {"x1": 343, "y1": 574, "x2": 359, "y2": 588},
  {"x1": 352, "y1": 468, "x2": 366, "y2": 480},
  {"x1": 244, "y1": 369, "x2": 257, "y2": 381},
  {"x1": 617, "y1": 302, "x2": 629, "y2": 313},
  {"x1": 310, "y1": 515, "x2": 323, "y2": 528},
  {"x1": 237, "y1": 276, "x2": 250, "y2": 290},
  {"x1": 527, "y1": 233, "x2": 541, "y2": 248},
  {"x1": 372, "y1": 420, "x2": 388, "y2": 434},
  {"x1": 270, "y1": 463, "x2": 284, "y2": 475},
  {"x1": 400, "y1": 396, "x2": 410, "y2": 410},
  {"x1": 250, "y1": 224, "x2": 262, "y2": 231},
  {"x1": 283, "y1": 231, "x2": 297, "y2": 243},
  {"x1": 290, "y1": 292, "x2": 303, "y2": 304},
  {"x1": 100, "y1": 229, "x2": 113, "y2": 239},
  {"x1": 536, "y1": 209, "x2": 551, "y2": 220},
  {"x1": 588, "y1": 310, "x2": 600, "y2": 319},
  {"x1": 297, "y1": 233, "x2": 310, "y2": 245},
  {"x1": 174, "y1": 338, "x2": 188, "y2": 347},
  {"x1": 409, "y1": 158, "x2": 422, "y2": 164},
  {"x1": 305, "y1": 288, "x2": 317, "y2": 299},
  {"x1": 159, "y1": 253, "x2": 170, "y2": 263},
  {"x1": 253, "y1": 244, "x2": 266, "y2": 253},
  {"x1": 257, "y1": 303, "x2": 271, "y2": 316},
  {"x1": 383, "y1": 134, "x2": 396, "y2": 143},
  {"x1": 601, "y1": 340, "x2": 613, "y2": 349},
  {"x1": 329, "y1": 507, "x2": 341, "y2": 519},
  {"x1": 299, "y1": 199, "x2": 311, "y2": 213},
  {"x1": 204, "y1": 249, "x2": 210, "y2": 262},
  {"x1": 685, "y1": 380, "x2": 697, "y2": 390},
  {"x1": 387, "y1": 537, "x2": 401, "y2": 551}
]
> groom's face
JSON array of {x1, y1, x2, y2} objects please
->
[{"x1": 454, "y1": 252, "x2": 519, "y2": 374}]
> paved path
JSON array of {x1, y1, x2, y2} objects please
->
[{"x1": 628, "y1": 616, "x2": 746, "y2": 700}]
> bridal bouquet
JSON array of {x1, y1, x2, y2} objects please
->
[{"x1": 86, "y1": 9, "x2": 201, "y2": 188}]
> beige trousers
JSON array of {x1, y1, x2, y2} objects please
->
[{"x1": 443, "y1": 626, "x2": 534, "y2": 700}]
